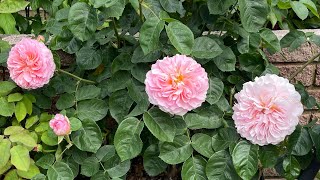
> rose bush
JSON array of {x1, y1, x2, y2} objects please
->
[{"x1": 0, "y1": 0, "x2": 320, "y2": 180}]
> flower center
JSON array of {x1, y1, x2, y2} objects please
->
[{"x1": 174, "y1": 73, "x2": 184, "y2": 84}]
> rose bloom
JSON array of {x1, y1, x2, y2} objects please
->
[
  {"x1": 232, "y1": 74, "x2": 303, "y2": 146},
  {"x1": 145, "y1": 54, "x2": 209, "y2": 116},
  {"x1": 7, "y1": 38, "x2": 55, "y2": 89},
  {"x1": 49, "y1": 114, "x2": 71, "y2": 136}
]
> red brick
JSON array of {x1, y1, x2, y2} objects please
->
[
  {"x1": 299, "y1": 112, "x2": 311, "y2": 125},
  {"x1": 315, "y1": 64, "x2": 320, "y2": 86},
  {"x1": 276, "y1": 64, "x2": 316, "y2": 87}
]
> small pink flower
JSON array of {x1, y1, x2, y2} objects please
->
[
  {"x1": 7, "y1": 38, "x2": 55, "y2": 89},
  {"x1": 145, "y1": 54, "x2": 209, "y2": 116},
  {"x1": 232, "y1": 74, "x2": 303, "y2": 146},
  {"x1": 49, "y1": 114, "x2": 71, "y2": 136},
  {"x1": 36, "y1": 35, "x2": 45, "y2": 42}
]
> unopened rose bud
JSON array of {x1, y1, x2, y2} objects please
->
[{"x1": 49, "y1": 114, "x2": 71, "y2": 136}]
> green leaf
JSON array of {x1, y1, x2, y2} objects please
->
[
  {"x1": 9, "y1": 131, "x2": 37, "y2": 147},
  {"x1": 95, "y1": 145, "x2": 115, "y2": 162},
  {"x1": 0, "y1": 13, "x2": 18, "y2": 34},
  {"x1": 4, "y1": 126, "x2": 24, "y2": 135},
  {"x1": 15, "y1": 101, "x2": 27, "y2": 122},
  {"x1": 143, "y1": 144, "x2": 167, "y2": 176},
  {"x1": 90, "y1": 171, "x2": 110, "y2": 180},
  {"x1": 109, "y1": 90, "x2": 134, "y2": 123},
  {"x1": 0, "y1": 0, "x2": 29, "y2": 13},
  {"x1": 4, "y1": 169, "x2": 19, "y2": 180},
  {"x1": 7, "y1": 93, "x2": 23, "y2": 102},
  {"x1": 185, "y1": 105, "x2": 223, "y2": 129},
  {"x1": 166, "y1": 21, "x2": 194, "y2": 55},
  {"x1": 68, "y1": 2, "x2": 98, "y2": 41},
  {"x1": 107, "y1": 71, "x2": 131, "y2": 93},
  {"x1": 0, "y1": 97, "x2": 15, "y2": 117},
  {"x1": 239, "y1": 0, "x2": 269, "y2": 32},
  {"x1": 76, "y1": 85, "x2": 101, "y2": 101},
  {"x1": 0, "y1": 139, "x2": 11, "y2": 168},
  {"x1": 10, "y1": 145, "x2": 30, "y2": 171},
  {"x1": 239, "y1": 53, "x2": 265, "y2": 75},
  {"x1": 206, "y1": 77, "x2": 224, "y2": 105},
  {"x1": 111, "y1": 53, "x2": 133, "y2": 74},
  {"x1": 17, "y1": 163, "x2": 40, "y2": 179},
  {"x1": 100, "y1": 0, "x2": 125, "y2": 19},
  {"x1": 181, "y1": 155, "x2": 207, "y2": 180},
  {"x1": 232, "y1": 141, "x2": 259, "y2": 180},
  {"x1": 31, "y1": 174, "x2": 46, "y2": 180},
  {"x1": 81, "y1": 157, "x2": 100, "y2": 177},
  {"x1": 191, "y1": 133, "x2": 214, "y2": 158},
  {"x1": 283, "y1": 156, "x2": 301, "y2": 180},
  {"x1": 131, "y1": 46, "x2": 161, "y2": 63},
  {"x1": 309, "y1": 125, "x2": 320, "y2": 161},
  {"x1": 213, "y1": 47, "x2": 236, "y2": 72},
  {"x1": 192, "y1": 37, "x2": 223, "y2": 59},
  {"x1": 41, "y1": 131, "x2": 58, "y2": 146},
  {"x1": 280, "y1": 30, "x2": 306, "y2": 51},
  {"x1": 36, "y1": 154, "x2": 55, "y2": 169},
  {"x1": 259, "y1": 145, "x2": 280, "y2": 168},
  {"x1": 56, "y1": 93, "x2": 75, "y2": 111},
  {"x1": 77, "y1": 99, "x2": 108, "y2": 121},
  {"x1": 0, "y1": 161, "x2": 12, "y2": 175},
  {"x1": 127, "y1": 81, "x2": 149, "y2": 117},
  {"x1": 47, "y1": 162, "x2": 74, "y2": 180},
  {"x1": 143, "y1": 108, "x2": 176, "y2": 142},
  {"x1": 139, "y1": 16, "x2": 165, "y2": 54},
  {"x1": 159, "y1": 0, "x2": 184, "y2": 15},
  {"x1": 69, "y1": 117, "x2": 82, "y2": 131},
  {"x1": 206, "y1": 150, "x2": 240, "y2": 180},
  {"x1": 131, "y1": 64, "x2": 149, "y2": 83},
  {"x1": 301, "y1": 0, "x2": 319, "y2": 18},
  {"x1": 260, "y1": 28, "x2": 281, "y2": 53},
  {"x1": 114, "y1": 117, "x2": 144, "y2": 161},
  {"x1": 159, "y1": 135, "x2": 193, "y2": 164},
  {"x1": 0, "y1": 81, "x2": 16, "y2": 96},
  {"x1": 104, "y1": 154, "x2": 130, "y2": 178},
  {"x1": 211, "y1": 127, "x2": 239, "y2": 152},
  {"x1": 90, "y1": 0, "x2": 118, "y2": 8},
  {"x1": 207, "y1": 0, "x2": 236, "y2": 15},
  {"x1": 290, "y1": 1, "x2": 309, "y2": 20},
  {"x1": 25, "y1": 116, "x2": 39, "y2": 129},
  {"x1": 288, "y1": 127, "x2": 312, "y2": 156},
  {"x1": 71, "y1": 119, "x2": 102, "y2": 153},
  {"x1": 76, "y1": 46, "x2": 102, "y2": 70}
]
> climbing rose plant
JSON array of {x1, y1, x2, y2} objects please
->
[{"x1": 0, "y1": 0, "x2": 320, "y2": 180}]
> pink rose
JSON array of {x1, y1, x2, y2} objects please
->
[
  {"x1": 7, "y1": 38, "x2": 55, "y2": 89},
  {"x1": 145, "y1": 54, "x2": 209, "y2": 116},
  {"x1": 49, "y1": 114, "x2": 71, "y2": 136},
  {"x1": 232, "y1": 74, "x2": 303, "y2": 146}
]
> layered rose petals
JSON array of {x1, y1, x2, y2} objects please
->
[
  {"x1": 145, "y1": 54, "x2": 209, "y2": 116},
  {"x1": 232, "y1": 74, "x2": 303, "y2": 146},
  {"x1": 49, "y1": 114, "x2": 71, "y2": 136},
  {"x1": 7, "y1": 38, "x2": 55, "y2": 89}
]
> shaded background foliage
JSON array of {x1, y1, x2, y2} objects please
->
[{"x1": 0, "y1": 0, "x2": 320, "y2": 179}]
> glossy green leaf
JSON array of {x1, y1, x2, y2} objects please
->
[
  {"x1": 114, "y1": 117, "x2": 144, "y2": 161},
  {"x1": 36, "y1": 154, "x2": 55, "y2": 169},
  {"x1": 131, "y1": 46, "x2": 161, "y2": 63},
  {"x1": 76, "y1": 46, "x2": 102, "y2": 70},
  {"x1": 139, "y1": 16, "x2": 165, "y2": 54},
  {"x1": 7, "y1": 93, "x2": 23, "y2": 102},
  {"x1": 206, "y1": 150, "x2": 240, "y2": 180},
  {"x1": 0, "y1": 81, "x2": 16, "y2": 97},
  {"x1": 4, "y1": 126, "x2": 24, "y2": 135},
  {"x1": 81, "y1": 157, "x2": 100, "y2": 177},
  {"x1": 90, "y1": 0, "x2": 118, "y2": 8},
  {"x1": 166, "y1": 21, "x2": 194, "y2": 55},
  {"x1": 10, "y1": 145, "x2": 30, "y2": 171},
  {"x1": 185, "y1": 105, "x2": 223, "y2": 129},
  {"x1": 280, "y1": 30, "x2": 306, "y2": 51},
  {"x1": 239, "y1": 0, "x2": 268, "y2": 32},
  {"x1": 0, "y1": 13, "x2": 18, "y2": 34},
  {"x1": 211, "y1": 127, "x2": 239, "y2": 152},
  {"x1": 100, "y1": 0, "x2": 125, "y2": 19},
  {"x1": 143, "y1": 144, "x2": 167, "y2": 176},
  {"x1": 143, "y1": 108, "x2": 176, "y2": 142},
  {"x1": 17, "y1": 163, "x2": 40, "y2": 179},
  {"x1": 191, "y1": 133, "x2": 214, "y2": 158},
  {"x1": 25, "y1": 116, "x2": 39, "y2": 129},
  {"x1": 9, "y1": 131, "x2": 37, "y2": 147},
  {"x1": 301, "y1": 0, "x2": 319, "y2": 18},
  {"x1": 15, "y1": 101, "x2": 27, "y2": 122},
  {"x1": 232, "y1": 141, "x2": 259, "y2": 180},
  {"x1": 290, "y1": 1, "x2": 309, "y2": 20},
  {"x1": 213, "y1": 47, "x2": 236, "y2": 72},
  {"x1": 71, "y1": 119, "x2": 102, "y2": 153},
  {"x1": 109, "y1": 90, "x2": 134, "y2": 123},
  {"x1": 207, "y1": 0, "x2": 236, "y2": 15},
  {"x1": 76, "y1": 85, "x2": 101, "y2": 101},
  {"x1": 260, "y1": 28, "x2": 281, "y2": 53},
  {"x1": 0, "y1": 97, "x2": 14, "y2": 117},
  {"x1": 104, "y1": 154, "x2": 130, "y2": 178},
  {"x1": 159, "y1": 135, "x2": 193, "y2": 164},
  {"x1": 69, "y1": 117, "x2": 82, "y2": 131},
  {"x1": 47, "y1": 162, "x2": 74, "y2": 180},
  {"x1": 259, "y1": 145, "x2": 280, "y2": 168},
  {"x1": 288, "y1": 127, "x2": 312, "y2": 156},
  {"x1": 68, "y1": 2, "x2": 97, "y2": 41},
  {"x1": 283, "y1": 156, "x2": 301, "y2": 180},
  {"x1": 41, "y1": 131, "x2": 58, "y2": 146},
  {"x1": 77, "y1": 99, "x2": 108, "y2": 121},
  {"x1": 206, "y1": 77, "x2": 224, "y2": 105},
  {"x1": 192, "y1": 37, "x2": 223, "y2": 59},
  {"x1": 181, "y1": 155, "x2": 207, "y2": 180}
]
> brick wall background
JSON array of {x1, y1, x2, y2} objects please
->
[{"x1": 1, "y1": 31, "x2": 320, "y2": 179}]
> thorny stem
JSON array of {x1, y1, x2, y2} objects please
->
[
  {"x1": 112, "y1": 17, "x2": 120, "y2": 48},
  {"x1": 289, "y1": 51, "x2": 320, "y2": 80},
  {"x1": 57, "y1": 69, "x2": 96, "y2": 84}
]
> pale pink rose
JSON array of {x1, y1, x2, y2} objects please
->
[
  {"x1": 49, "y1": 114, "x2": 71, "y2": 136},
  {"x1": 7, "y1": 38, "x2": 55, "y2": 89},
  {"x1": 232, "y1": 74, "x2": 303, "y2": 146},
  {"x1": 145, "y1": 54, "x2": 209, "y2": 116}
]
